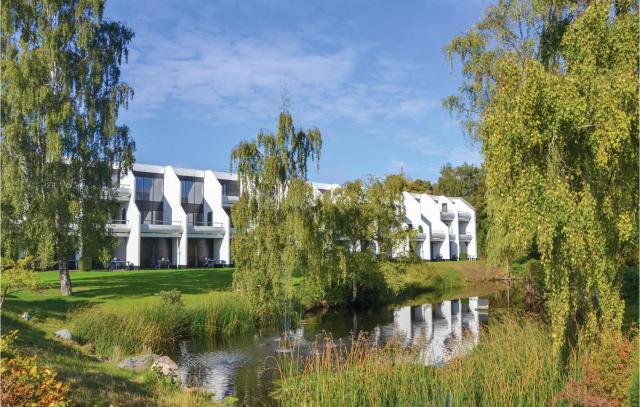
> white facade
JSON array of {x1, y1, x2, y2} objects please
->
[
  {"x1": 403, "y1": 193, "x2": 478, "y2": 261},
  {"x1": 106, "y1": 163, "x2": 476, "y2": 268}
]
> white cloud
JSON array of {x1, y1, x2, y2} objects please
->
[{"x1": 121, "y1": 17, "x2": 437, "y2": 125}]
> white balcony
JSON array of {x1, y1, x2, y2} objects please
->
[
  {"x1": 440, "y1": 211, "x2": 455, "y2": 221},
  {"x1": 460, "y1": 233, "x2": 473, "y2": 242},
  {"x1": 115, "y1": 183, "x2": 132, "y2": 202},
  {"x1": 431, "y1": 230, "x2": 447, "y2": 241},
  {"x1": 449, "y1": 232, "x2": 456, "y2": 240},
  {"x1": 458, "y1": 211, "x2": 472, "y2": 221},
  {"x1": 414, "y1": 232, "x2": 426, "y2": 241},
  {"x1": 140, "y1": 220, "x2": 183, "y2": 237},
  {"x1": 223, "y1": 194, "x2": 240, "y2": 206},
  {"x1": 107, "y1": 220, "x2": 130, "y2": 237},
  {"x1": 187, "y1": 221, "x2": 225, "y2": 238}
]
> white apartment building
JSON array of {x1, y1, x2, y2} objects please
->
[
  {"x1": 402, "y1": 192, "x2": 477, "y2": 261},
  {"x1": 104, "y1": 163, "x2": 476, "y2": 268}
]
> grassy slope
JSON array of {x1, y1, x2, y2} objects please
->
[{"x1": 3, "y1": 268, "x2": 234, "y2": 406}]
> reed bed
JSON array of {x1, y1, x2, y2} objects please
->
[
  {"x1": 276, "y1": 316, "x2": 568, "y2": 406},
  {"x1": 71, "y1": 292, "x2": 254, "y2": 359}
]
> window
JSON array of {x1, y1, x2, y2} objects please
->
[
  {"x1": 442, "y1": 203, "x2": 448, "y2": 212},
  {"x1": 180, "y1": 178, "x2": 203, "y2": 205},
  {"x1": 141, "y1": 210, "x2": 164, "y2": 224},
  {"x1": 135, "y1": 174, "x2": 163, "y2": 201}
]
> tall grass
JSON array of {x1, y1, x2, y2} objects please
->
[
  {"x1": 276, "y1": 315, "x2": 567, "y2": 406},
  {"x1": 71, "y1": 293, "x2": 254, "y2": 359}
]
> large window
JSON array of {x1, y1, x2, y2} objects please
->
[
  {"x1": 140, "y1": 210, "x2": 164, "y2": 224},
  {"x1": 221, "y1": 180, "x2": 240, "y2": 196},
  {"x1": 181, "y1": 178, "x2": 203, "y2": 204},
  {"x1": 135, "y1": 174, "x2": 163, "y2": 201}
]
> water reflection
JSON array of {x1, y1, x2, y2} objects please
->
[{"x1": 177, "y1": 296, "x2": 491, "y2": 404}]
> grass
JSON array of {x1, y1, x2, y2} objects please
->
[
  {"x1": 2, "y1": 268, "x2": 236, "y2": 406},
  {"x1": 71, "y1": 292, "x2": 254, "y2": 359},
  {"x1": 275, "y1": 315, "x2": 570, "y2": 406}
]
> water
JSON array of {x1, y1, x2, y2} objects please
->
[{"x1": 175, "y1": 283, "x2": 517, "y2": 405}]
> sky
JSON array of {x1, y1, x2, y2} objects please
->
[{"x1": 104, "y1": 0, "x2": 488, "y2": 184}]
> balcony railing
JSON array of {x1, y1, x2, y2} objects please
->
[
  {"x1": 107, "y1": 219, "x2": 130, "y2": 236},
  {"x1": 458, "y1": 211, "x2": 472, "y2": 221},
  {"x1": 431, "y1": 230, "x2": 447, "y2": 241},
  {"x1": 190, "y1": 221, "x2": 224, "y2": 228},
  {"x1": 440, "y1": 211, "x2": 455, "y2": 221},
  {"x1": 460, "y1": 233, "x2": 473, "y2": 242},
  {"x1": 414, "y1": 232, "x2": 427, "y2": 241},
  {"x1": 223, "y1": 194, "x2": 240, "y2": 205},
  {"x1": 142, "y1": 219, "x2": 181, "y2": 225}
]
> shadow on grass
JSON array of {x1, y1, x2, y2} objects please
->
[{"x1": 2, "y1": 313, "x2": 157, "y2": 406}]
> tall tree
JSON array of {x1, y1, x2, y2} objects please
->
[
  {"x1": 230, "y1": 110, "x2": 322, "y2": 321},
  {"x1": 1, "y1": 0, "x2": 135, "y2": 295},
  {"x1": 446, "y1": 0, "x2": 638, "y2": 353},
  {"x1": 327, "y1": 175, "x2": 408, "y2": 305},
  {"x1": 433, "y1": 163, "x2": 487, "y2": 255}
]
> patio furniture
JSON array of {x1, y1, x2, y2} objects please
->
[
  {"x1": 156, "y1": 258, "x2": 171, "y2": 269},
  {"x1": 108, "y1": 258, "x2": 129, "y2": 271}
]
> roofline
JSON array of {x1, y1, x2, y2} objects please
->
[{"x1": 453, "y1": 196, "x2": 475, "y2": 210}]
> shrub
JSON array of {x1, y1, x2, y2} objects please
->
[
  {"x1": 558, "y1": 333, "x2": 638, "y2": 407},
  {"x1": 0, "y1": 331, "x2": 71, "y2": 406},
  {"x1": 0, "y1": 256, "x2": 43, "y2": 308},
  {"x1": 158, "y1": 289, "x2": 184, "y2": 306}
]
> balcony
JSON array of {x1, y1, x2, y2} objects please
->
[
  {"x1": 458, "y1": 211, "x2": 472, "y2": 221},
  {"x1": 223, "y1": 194, "x2": 240, "y2": 206},
  {"x1": 414, "y1": 232, "x2": 426, "y2": 241},
  {"x1": 449, "y1": 232, "x2": 456, "y2": 240},
  {"x1": 140, "y1": 220, "x2": 183, "y2": 237},
  {"x1": 187, "y1": 221, "x2": 225, "y2": 238},
  {"x1": 460, "y1": 233, "x2": 473, "y2": 242},
  {"x1": 115, "y1": 182, "x2": 132, "y2": 202},
  {"x1": 107, "y1": 219, "x2": 130, "y2": 237},
  {"x1": 431, "y1": 230, "x2": 447, "y2": 241},
  {"x1": 440, "y1": 211, "x2": 455, "y2": 221}
]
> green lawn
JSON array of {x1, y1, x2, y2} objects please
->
[{"x1": 2, "y1": 268, "x2": 235, "y2": 406}]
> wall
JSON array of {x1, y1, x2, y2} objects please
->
[
  {"x1": 164, "y1": 166, "x2": 188, "y2": 267},
  {"x1": 204, "y1": 170, "x2": 230, "y2": 263}
]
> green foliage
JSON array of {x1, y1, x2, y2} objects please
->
[
  {"x1": 71, "y1": 291, "x2": 254, "y2": 358},
  {"x1": 1, "y1": 0, "x2": 136, "y2": 295},
  {"x1": 380, "y1": 261, "x2": 464, "y2": 299},
  {"x1": 446, "y1": 0, "x2": 638, "y2": 353},
  {"x1": 230, "y1": 109, "x2": 322, "y2": 323},
  {"x1": 158, "y1": 289, "x2": 184, "y2": 306},
  {"x1": 0, "y1": 256, "x2": 43, "y2": 308},
  {"x1": 0, "y1": 332, "x2": 71, "y2": 406},
  {"x1": 276, "y1": 316, "x2": 567, "y2": 406}
]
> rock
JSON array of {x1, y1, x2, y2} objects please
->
[
  {"x1": 21, "y1": 312, "x2": 32, "y2": 320},
  {"x1": 55, "y1": 329, "x2": 72, "y2": 340},
  {"x1": 117, "y1": 354, "x2": 160, "y2": 372},
  {"x1": 151, "y1": 355, "x2": 179, "y2": 377}
]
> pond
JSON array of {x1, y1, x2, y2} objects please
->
[{"x1": 175, "y1": 282, "x2": 519, "y2": 405}]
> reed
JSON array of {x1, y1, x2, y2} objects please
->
[
  {"x1": 71, "y1": 292, "x2": 254, "y2": 359},
  {"x1": 276, "y1": 315, "x2": 568, "y2": 406}
]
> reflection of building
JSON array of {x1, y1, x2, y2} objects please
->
[{"x1": 391, "y1": 297, "x2": 487, "y2": 366}]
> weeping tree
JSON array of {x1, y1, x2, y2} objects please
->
[
  {"x1": 1, "y1": 0, "x2": 135, "y2": 295},
  {"x1": 230, "y1": 110, "x2": 322, "y2": 322},
  {"x1": 445, "y1": 0, "x2": 638, "y2": 353},
  {"x1": 326, "y1": 175, "x2": 408, "y2": 305}
]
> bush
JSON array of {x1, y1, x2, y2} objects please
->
[
  {"x1": 558, "y1": 333, "x2": 639, "y2": 407},
  {"x1": 158, "y1": 289, "x2": 184, "y2": 306},
  {"x1": 0, "y1": 256, "x2": 43, "y2": 308},
  {"x1": 0, "y1": 331, "x2": 71, "y2": 406}
]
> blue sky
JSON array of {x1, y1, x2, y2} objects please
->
[{"x1": 104, "y1": 0, "x2": 487, "y2": 184}]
